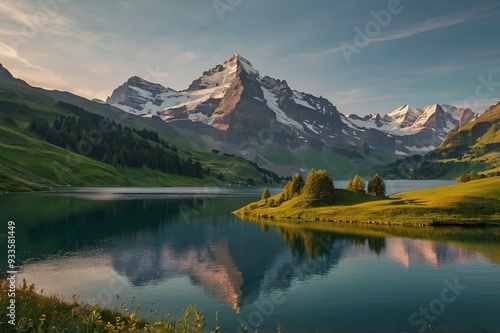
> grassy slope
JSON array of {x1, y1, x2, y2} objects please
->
[
  {"x1": 0, "y1": 125, "x2": 225, "y2": 191},
  {"x1": 0, "y1": 80, "x2": 271, "y2": 191},
  {"x1": 432, "y1": 102, "x2": 500, "y2": 176},
  {"x1": 235, "y1": 177, "x2": 500, "y2": 225}
]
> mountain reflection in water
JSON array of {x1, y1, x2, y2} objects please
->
[{"x1": 104, "y1": 225, "x2": 475, "y2": 312}]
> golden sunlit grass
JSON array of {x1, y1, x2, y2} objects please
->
[
  {"x1": 0, "y1": 280, "x2": 222, "y2": 333},
  {"x1": 235, "y1": 177, "x2": 500, "y2": 225}
]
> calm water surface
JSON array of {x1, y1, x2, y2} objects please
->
[{"x1": 1, "y1": 182, "x2": 499, "y2": 333}]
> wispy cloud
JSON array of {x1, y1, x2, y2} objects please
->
[
  {"x1": 300, "y1": 4, "x2": 500, "y2": 58},
  {"x1": 0, "y1": 41, "x2": 46, "y2": 70},
  {"x1": 0, "y1": 2, "x2": 35, "y2": 27},
  {"x1": 370, "y1": 5, "x2": 499, "y2": 43}
]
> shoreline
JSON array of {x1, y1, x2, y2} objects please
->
[
  {"x1": 233, "y1": 211, "x2": 499, "y2": 227},
  {"x1": 233, "y1": 177, "x2": 500, "y2": 228}
]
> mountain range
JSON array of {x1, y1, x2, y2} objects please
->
[
  {"x1": 380, "y1": 101, "x2": 500, "y2": 179},
  {"x1": 1, "y1": 55, "x2": 498, "y2": 187},
  {"x1": 107, "y1": 53, "x2": 477, "y2": 176}
]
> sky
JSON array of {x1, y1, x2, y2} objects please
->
[{"x1": 1, "y1": 0, "x2": 499, "y2": 116}]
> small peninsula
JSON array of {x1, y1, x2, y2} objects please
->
[{"x1": 234, "y1": 172, "x2": 500, "y2": 226}]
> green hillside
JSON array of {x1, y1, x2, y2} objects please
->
[
  {"x1": 0, "y1": 77, "x2": 283, "y2": 191},
  {"x1": 438, "y1": 102, "x2": 500, "y2": 151}
]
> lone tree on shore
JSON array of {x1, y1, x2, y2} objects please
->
[
  {"x1": 261, "y1": 187, "x2": 271, "y2": 200},
  {"x1": 347, "y1": 174, "x2": 365, "y2": 193},
  {"x1": 367, "y1": 173, "x2": 386, "y2": 197},
  {"x1": 302, "y1": 169, "x2": 335, "y2": 204}
]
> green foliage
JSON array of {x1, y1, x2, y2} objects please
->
[
  {"x1": 347, "y1": 174, "x2": 365, "y2": 193},
  {"x1": 261, "y1": 187, "x2": 271, "y2": 200},
  {"x1": 302, "y1": 169, "x2": 335, "y2": 204},
  {"x1": 346, "y1": 178, "x2": 353, "y2": 191},
  {"x1": 459, "y1": 173, "x2": 470, "y2": 183},
  {"x1": 29, "y1": 102, "x2": 206, "y2": 179},
  {"x1": 367, "y1": 173, "x2": 386, "y2": 197},
  {"x1": 283, "y1": 173, "x2": 304, "y2": 200}
]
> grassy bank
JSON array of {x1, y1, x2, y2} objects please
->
[
  {"x1": 234, "y1": 177, "x2": 500, "y2": 225},
  {"x1": 0, "y1": 280, "x2": 221, "y2": 333}
]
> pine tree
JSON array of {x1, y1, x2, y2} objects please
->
[
  {"x1": 302, "y1": 169, "x2": 335, "y2": 204},
  {"x1": 283, "y1": 173, "x2": 304, "y2": 200},
  {"x1": 261, "y1": 187, "x2": 271, "y2": 200},
  {"x1": 353, "y1": 175, "x2": 365, "y2": 192},
  {"x1": 367, "y1": 173, "x2": 386, "y2": 197},
  {"x1": 347, "y1": 174, "x2": 365, "y2": 192}
]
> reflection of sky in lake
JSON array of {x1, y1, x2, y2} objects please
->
[
  {"x1": 3, "y1": 187, "x2": 499, "y2": 333},
  {"x1": 19, "y1": 231, "x2": 482, "y2": 315}
]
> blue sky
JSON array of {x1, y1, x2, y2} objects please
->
[{"x1": 1, "y1": 0, "x2": 499, "y2": 116}]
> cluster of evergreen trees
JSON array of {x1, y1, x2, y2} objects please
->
[
  {"x1": 346, "y1": 174, "x2": 386, "y2": 197},
  {"x1": 261, "y1": 170, "x2": 387, "y2": 208},
  {"x1": 29, "y1": 102, "x2": 206, "y2": 178},
  {"x1": 262, "y1": 169, "x2": 336, "y2": 207}
]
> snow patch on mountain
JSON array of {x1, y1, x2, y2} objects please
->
[
  {"x1": 235, "y1": 53, "x2": 259, "y2": 77},
  {"x1": 303, "y1": 120, "x2": 320, "y2": 134},
  {"x1": 346, "y1": 116, "x2": 419, "y2": 135},
  {"x1": 261, "y1": 86, "x2": 304, "y2": 131},
  {"x1": 384, "y1": 104, "x2": 422, "y2": 127},
  {"x1": 292, "y1": 91, "x2": 315, "y2": 110}
]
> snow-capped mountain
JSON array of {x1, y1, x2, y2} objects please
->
[
  {"x1": 383, "y1": 104, "x2": 422, "y2": 127},
  {"x1": 107, "y1": 76, "x2": 177, "y2": 115},
  {"x1": 108, "y1": 54, "x2": 344, "y2": 135},
  {"x1": 348, "y1": 104, "x2": 475, "y2": 134},
  {"x1": 107, "y1": 54, "x2": 476, "y2": 175}
]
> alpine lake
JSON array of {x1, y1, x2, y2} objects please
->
[{"x1": 1, "y1": 180, "x2": 499, "y2": 333}]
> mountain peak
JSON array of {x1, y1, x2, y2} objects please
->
[
  {"x1": 232, "y1": 53, "x2": 252, "y2": 65},
  {"x1": 229, "y1": 53, "x2": 259, "y2": 77},
  {"x1": 384, "y1": 104, "x2": 422, "y2": 127},
  {"x1": 127, "y1": 75, "x2": 174, "y2": 94}
]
